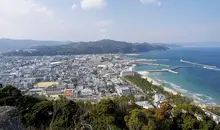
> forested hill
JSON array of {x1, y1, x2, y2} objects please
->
[{"x1": 4, "y1": 39, "x2": 169, "y2": 56}]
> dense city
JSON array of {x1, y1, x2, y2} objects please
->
[{"x1": 0, "y1": 54, "x2": 155, "y2": 103}]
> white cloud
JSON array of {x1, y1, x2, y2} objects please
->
[
  {"x1": 71, "y1": 4, "x2": 77, "y2": 9},
  {"x1": 0, "y1": 0, "x2": 54, "y2": 18},
  {"x1": 99, "y1": 28, "x2": 107, "y2": 33},
  {"x1": 0, "y1": 0, "x2": 111, "y2": 41},
  {"x1": 140, "y1": 0, "x2": 162, "y2": 6},
  {"x1": 0, "y1": 0, "x2": 77, "y2": 40},
  {"x1": 80, "y1": 0, "x2": 106, "y2": 10}
]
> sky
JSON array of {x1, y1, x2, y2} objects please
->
[{"x1": 0, "y1": 0, "x2": 219, "y2": 43}]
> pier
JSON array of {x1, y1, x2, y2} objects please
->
[
  {"x1": 138, "y1": 65, "x2": 195, "y2": 75},
  {"x1": 180, "y1": 59, "x2": 216, "y2": 68},
  {"x1": 136, "y1": 63, "x2": 170, "y2": 67},
  {"x1": 171, "y1": 66, "x2": 195, "y2": 70},
  {"x1": 147, "y1": 69, "x2": 179, "y2": 75}
]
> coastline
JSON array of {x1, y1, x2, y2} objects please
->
[
  {"x1": 138, "y1": 71, "x2": 178, "y2": 95},
  {"x1": 137, "y1": 71, "x2": 210, "y2": 108}
]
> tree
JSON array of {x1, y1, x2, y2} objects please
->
[
  {"x1": 50, "y1": 99, "x2": 82, "y2": 129},
  {"x1": 181, "y1": 114, "x2": 200, "y2": 130},
  {"x1": 214, "y1": 123, "x2": 220, "y2": 130},
  {"x1": 125, "y1": 109, "x2": 157, "y2": 130},
  {"x1": 156, "y1": 101, "x2": 172, "y2": 120},
  {"x1": 173, "y1": 104, "x2": 205, "y2": 117},
  {"x1": 0, "y1": 84, "x2": 218, "y2": 130},
  {"x1": 24, "y1": 101, "x2": 53, "y2": 129},
  {"x1": 1, "y1": 85, "x2": 22, "y2": 97},
  {"x1": 18, "y1": 95, "x2": 42, "y2": 124},
  {"x1": 0, "y1": 85, "x2": 22, "y2": 106},
  {"x1": 0, "y1": 83, "x2": 3, "y2": 89},
  {"x1": 157, "y1": 119, "x2": 174, "y2": 130}
]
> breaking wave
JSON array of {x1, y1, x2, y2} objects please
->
[{"x1": 152, "y1": 77, "x2": 217, "y2": 106}]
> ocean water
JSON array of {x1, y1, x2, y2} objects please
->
[{"x1": 132, "y1": 47, "x2": 220, "y2": 106}]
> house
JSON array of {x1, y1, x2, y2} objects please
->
[
  {"x1": 80, "y1": 88, "x2": 93, "y2": 97},
  {"x1": 154, "y1": 93, "x2": 165, "y2": 108},
  {"x1": 120, "y1": 70, "x2": 135, "y2": 77},
  {"x1": 116, "y1": 84, "x2": 136, "y2": 96},
  {"x1": 45, "y1": 87, "x2": 63, "y2": 95},
  {"x1": 28, "y1": 88, "x2": 44, "y2": 95},
  {"x1": 64, "y1": 89, "x2": 74, "y2": 96},
  {"x1": 135, "y1": 101, "x2": 154, "y2": 109}
]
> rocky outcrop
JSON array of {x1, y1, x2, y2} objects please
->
[{"x1": 0, "y1": 106, "x2": 23, "y2": 130}]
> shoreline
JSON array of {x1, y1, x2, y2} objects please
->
[
  {"x1": 136, "y1": 71, "x2": 215, "y2": 108},
  {"x1": 140, "y1": 75, "x2": 178, "y2": 95},
  {"x1": 137, "y1": 71, "x2": 178, "y2": 95}
]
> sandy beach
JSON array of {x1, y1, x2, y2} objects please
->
[
  {"x1": 137, "y1": 71, "x2": 210, "y2": 107},
  {"x1": 137, "y1": 71, "x2": 178, "y2": 95}
]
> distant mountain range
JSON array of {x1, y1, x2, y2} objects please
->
[
  {"x1": 0, "y1": 38, "x2": 68, "y2": 53},
  {"x1": 3, "y1": 39, "x2": 177, "y2": 56}
]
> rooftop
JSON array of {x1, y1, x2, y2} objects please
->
[{"x1": 35, "y1": 82, "x2": 59, "y2": 88}]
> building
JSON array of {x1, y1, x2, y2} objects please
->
[
  {"x1": 45, "y1": 87, "x2": 63, "y2": 95},
  {"x1": 135, "y1": 101, "x2": 154, "y2": 109},
  {"x1": 64, "y1": 89, "x2": 74, "y2": 96},
  {"x1": 28, "y1": 88, "x2": 44, "y2": 95},
  {"x1": 34, "y1": 82, "x2": 59, "y2": 88},
  {"x1": 97, "y1": 65, "x2": 107, "y2": 69},
  {"x1": 80, "y1": 88, "x2": 93, "y2": 97},
  {"x1": 154, "y1": 93, "x2": 165, "y2": 108},
  {"x1": 120, "y1": 70, "x2": 135, "y2": 77},
  {"x1": 116, "y1": 84, "x2": 136, "y2": 96}
]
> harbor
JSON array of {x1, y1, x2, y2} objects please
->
[{"x1": 134, "y1": 59, "x2": 217, "y2": 76}]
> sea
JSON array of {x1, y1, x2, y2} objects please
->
[{"x1": 128, "y1": 47, "x2": 220, "y2": 106}]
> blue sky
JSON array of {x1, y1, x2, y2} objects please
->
[{"x1": 0, "y1": 0, "x2": 219, "y2": 43}]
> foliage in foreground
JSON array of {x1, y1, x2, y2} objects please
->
[
  {"x1": 124, "y1": 76, "x2": 193, "y2": 105},
  {"x1": 0, "y1": 85, "x2": 220, "y2": 130}
]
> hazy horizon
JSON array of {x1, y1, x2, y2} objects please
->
[{"x1": 1, "y1": 37, "x2": 220, "y2": 46}]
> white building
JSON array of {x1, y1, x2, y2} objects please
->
[
  {"x1": 135, "y1": 101, "x2": 154, "y2": 109},
  {"x1": 80, "y1": 88, "x2": 93, "y2": 97},
  {"x1": 120, "y1": 70, "x2": 135, "y2": 77},
  {"x1": 154, "y1": 93, "x2": 165, "y2": 108},
  {"x1": 29, "y1": 88, "x2": 44, "y2": 95},
  {"x1": 45, "y1": 87, "x2": 63, "y2": 95},
  {"x1": 116, "y1": 84, "x2": 136, "y2": 96},
  {"x1": 97, "y1": 65, "x2": 107, "y2": 69}
]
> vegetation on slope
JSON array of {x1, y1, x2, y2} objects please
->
[
  {"x1": 4, "y1": 39, "x2": 168, "y2": 56},
  {"x1": 206, "y1": 106, "x2": 220, "y2": 116},
  {"x1": 0, "y1": 84, "x2": 219, "y2": 130},
  {"x1": 124, "y1": 76, "x2": 192, "y2": 105}
]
